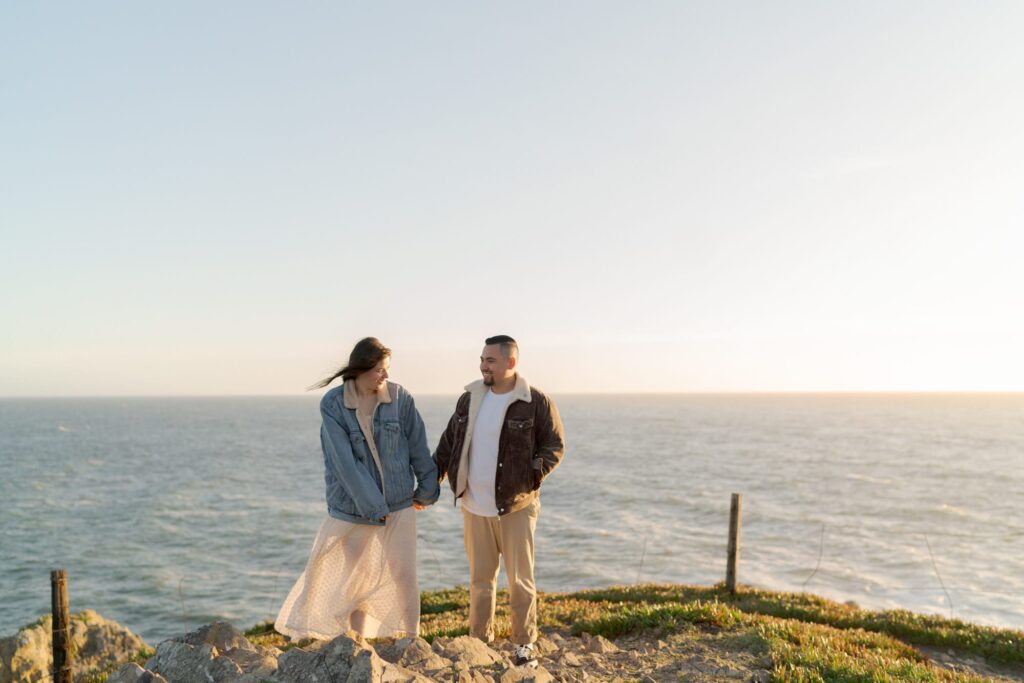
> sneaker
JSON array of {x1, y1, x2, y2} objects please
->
[{"x1": 512, "y1": 643, "x2": 538, "y2": 668}]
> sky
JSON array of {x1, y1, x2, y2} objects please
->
[{"x1": 2, "y1": 2, "x2": 1022, "y2": 396}]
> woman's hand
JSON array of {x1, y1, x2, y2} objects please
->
[{"x1": 412, "y1": 502, "x2": 426, "y2": 511}]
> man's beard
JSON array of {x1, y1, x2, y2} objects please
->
[{"x1": 482, "y1": 375, "x2": 494, "y2": 386}]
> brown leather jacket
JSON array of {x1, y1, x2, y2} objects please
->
[{"x1": 434, "y1": 376, "x2": 565, "y2": 516}]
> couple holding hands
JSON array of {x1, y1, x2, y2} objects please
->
[{"x1": 275, "y1": 335, "x2": 566, "y2": 669}]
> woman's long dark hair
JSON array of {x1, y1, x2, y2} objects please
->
[{"x1": 309, "y1": 337, "x2": 391, "y2": 390}]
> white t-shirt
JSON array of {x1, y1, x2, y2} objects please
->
[{"x1": 462, "y1": 389, "x2": 515, "y2": 517}]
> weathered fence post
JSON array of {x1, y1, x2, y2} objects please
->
[
  {"x1": 726, "y1": 493, "x2": 742, "y2": 594},
  {"x1": 51, "y1": 569, "x2": 72, "y2": 683}
]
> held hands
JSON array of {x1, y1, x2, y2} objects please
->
[{"x1": 412, "y1": 502, "x2": 427, "y2": 511}]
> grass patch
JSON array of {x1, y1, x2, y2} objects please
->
[
  {"x1": 570, "y1": 600, "x2": 745, "y2": 639},
  {"x1": 421, "y1": 586, "x2": 469, "y2": 615},
  {"x1": 244, "y1": 621, "x2": 277, "y2": 638},
  {"x1": 758, "y1": 619, "x2": 992, "y2": 682},
  {"x1": 568, "y1": 583, "x2": 1024, "y2": 665},
  {"x1": 421, "y1": 625, "x2": 470, "y2": 643}
]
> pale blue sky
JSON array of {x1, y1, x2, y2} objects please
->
[{"x1": 2, "y1": 2, "x2": 1022, "y2": 395}]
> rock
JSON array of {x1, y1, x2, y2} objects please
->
[
  {"x1": 222, "y1": 645, "x2": 279, "y2": 679},
  {"x1": 457, "y1": 670, "x2": 496, "y2": 683},
  {"x1": 273, "y1": 646, "x2": 331, "y2": 681},
  {"x1": 584, "y1": 653, "x2": 608, "y2": 672},
  {"x1": 176, "y1": 622, "x2": 255, "y2": 653},
  {"x1": 141, "y1": 621, "x2": 282, "y2": 682},
  {"x1": 560, "y1": 652, "x2": 583, "y2": 667},
  {"x1": 441, "y1": 636, "x2": 504, "y2": 667},
  {"x1": 584, "y1": 635, "x2": 618, "y2": 655},
  {"x1": 381, "y1": 660, "x2": 434, "y2": 683},
  {"x1": 0, "y1": 610, "x2": 148, "y2": 683},
  {"x1": 533, "y1": 637, "x2": 558, "y2": 656},
  {"x1": 207, "y1": 654, "x2": 246, "y2": 680},
  {"x1": 499, "y1": 665, "x2": 555, "y2": 683},
  {"x1": 106, "y1": 663, "x2": 169, "y2": 683},
  {"x1": 347, "y1": 648, "x2": 384, "y2": 682},
  {"x1": 431, "y1": 636, "x2": 452, "y2": 655},
  {"x1": 376, "y1": 637, "x2": 413, "y2": 663},
  {"x1": 377, "y1": 636, "x2": 449, "y2": 670},
  {"x1": 145, "y1": 640, "x2": 241, "y2": 682},
  {"x1": 270, "y1": 633, "x2": 384, "y2": 682},
  {"x1": 395, "y1": 637, "x2": 449, "y2": 671},
  {"x1": 321, "y1": 633, "x2": 368, "y2": 680}
]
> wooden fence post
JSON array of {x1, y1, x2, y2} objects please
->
[
  {"x1": 726, "y1": 493, "x2": 742, "y2": 594},
  {"x1": 51, "y1": 569, "x2": 72, "y2": 683}
]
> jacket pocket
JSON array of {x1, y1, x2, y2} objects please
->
[
  {"x1": 381, "y1": 420, "x2": 414, "y2": 503},
  {"x1": 380, "y1": 420, "x2": 403, "y2": 452},
  {"x1": 505, "y1": 418, "x2": 536, "y2": 485},
  {"x1": 506, "y1": 418, "x2": 535, "y2": 451},
  {"x1": 349, "y1": 431, "x2": 367, "y2": 462}
]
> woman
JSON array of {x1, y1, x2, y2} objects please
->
[{"x1": 275, "y1": 337, "x2": 439, "y2": 640}]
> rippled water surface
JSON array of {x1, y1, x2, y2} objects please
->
[{"x1": 2, "y1": 394, "x2": 1022, "y2": 642}]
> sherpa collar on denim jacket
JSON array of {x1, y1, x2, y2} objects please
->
[{"x1": 341, "y1": 378, "x2": 393, "y2": 409}]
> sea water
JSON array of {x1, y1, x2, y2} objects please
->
[{"x1": 1, "y1": 394, "x2": 1022, "y2": 643}]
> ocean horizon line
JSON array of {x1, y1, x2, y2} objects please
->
[{"x1": 2, "y1": 390, "x2": 1023, "y2": 399}]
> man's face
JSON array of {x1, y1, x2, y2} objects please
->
[{"x1": 480, "y1": 344, "x2": 514, "y2": 386}]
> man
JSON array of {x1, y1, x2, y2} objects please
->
[{"x1": 434, "y1": 335, "x2": 566, "y2": 668}]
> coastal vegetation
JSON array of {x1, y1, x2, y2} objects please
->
[
  {"x1": 6, "y1": 584, "x2": 1022, "y2": 681},
  {"x1": 241, "y1": 583, "x2": 1024, "y2": 681}
]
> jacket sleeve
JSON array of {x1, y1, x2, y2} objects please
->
[
  {"x1": 433, "y1": 395, "x2": 463, "y2": 483},
  {"x1": 401, "y1": 392, "x2": 439, "y2": 505},
  {"x1": 532, "y1": 394, "x2": 565, "y2": 485},
  {"x1": 320, "y1": 395, "x2": 390, "y2": 521}
]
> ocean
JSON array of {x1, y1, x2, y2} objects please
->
[{"x1": 1, "y1": 394, "x2": 1022, "y2": 643}]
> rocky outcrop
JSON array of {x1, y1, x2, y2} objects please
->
[
  {"x1": 106, "y1": 619, "x2": 773, "y2": 682},
  {"x1": 3, "y1": 609, "x2": 780, "y2": 683},
  {"x1": 580, "y1": 633, "x2": 619, "y2": 655},
  {"x1": 105, "y1": 624, "x2": 564, "y2": 683},
  {"x1": 433, "y1": 636, "x2": 504, "y2": 667},
  {"x1": 106, "y1": 663, "x2": 168, "y2": 683},
  {"x1": 143, "y1": 622, "x2": 279, "y2": 683},
  {"x1": 0, "y1": 610, "x2": 148, "y2": 683},
  {"x1": 127, "y1": 624, "x2": 447, "y2": 683}
]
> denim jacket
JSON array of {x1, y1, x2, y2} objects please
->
[{"x1": 320, "y1": 380, "x2": 439, "y2": 526}]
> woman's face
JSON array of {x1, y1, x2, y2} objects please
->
[{"x1": 356, "y1": 356, "x2": 390, "y2": 393}]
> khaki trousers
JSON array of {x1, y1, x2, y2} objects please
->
[{"x1": 462, "y1": 497, "x2": 540, "y2": 645}]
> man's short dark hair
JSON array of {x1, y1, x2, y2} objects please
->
[{"x1": 485, "y1": 335, "x2": 519, "y2": 359}]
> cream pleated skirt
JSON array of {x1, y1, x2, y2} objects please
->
[{"x1": 274, "y1": 507, "x2": 418, "y2": 640}]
